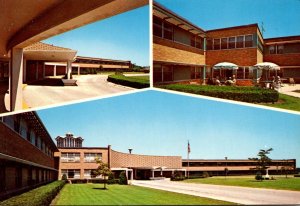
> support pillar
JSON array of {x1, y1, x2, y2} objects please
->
[
  {"x1": 43, "y1": 62, "x2": 45, "y2": 78},
  {"x1": 67, "y1": 60, "x2": 72, "y2": 79},
  {"x1": 130, "y1": 169, "x2": 133, "y2": 180},
  {"x1": 35, "y1": 62, "x2": 39, "y2": 80},
  {"x1": 23, "y1": 59, "x2": 26, "y2": 82},
  {"x1": 202, "y1": 66, "x2": 206, "y2": 85},
  {"x1": 152, "y1": 170, "x2": 154, "y2": 179},
  {"x1": 10, "y1": 48, "x2": 23, "y2": 111},
  {"x1": 54, "y1": 65, "x2": 56, "y2": 76}
]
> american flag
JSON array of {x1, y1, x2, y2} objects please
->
[{"x1": 188, "y1": 141, "x2": 191, "y2": 154}]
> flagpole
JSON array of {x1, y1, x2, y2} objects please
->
[{"x1": 187, "y1": 140, "x2": 190, "y2": 179}]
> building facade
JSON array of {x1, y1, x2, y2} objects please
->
[
  {"x1": 0, "y1": 112, "x2": 59, "y2": 200},
  {"x1": 153, "y1": 1, "x2": 300, "y2": 84},
  {"x1": 183, "y1": 159, "x2": 296, "y2": 176}
]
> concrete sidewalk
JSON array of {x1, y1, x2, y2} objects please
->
[
  {"x1": 279, "y1": 84, "x2": 300, "y2": 98},
  {"x1": 132, "y1": 179, "x2": 300, "y2": 205}
]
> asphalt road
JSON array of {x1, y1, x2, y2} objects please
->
[
  {"x1": 132, "y1": 179, "x2": 300, "y2": 205},
  {"x1": 23, "y1": 75, "x2": 134, "y2": 108}
]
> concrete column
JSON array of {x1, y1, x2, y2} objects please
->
[
  {"x1": 43, "y1": 62, "x2": 45, "y2": 78},
  {"x1": 36, "y1": 61, "x2": 39, "y2": 80},
  {"x1": 10, "y1": 47, "x2": 23, "y2": 111},
  {"x1": 130, "y1": 170, "x2": 133, "y2": 180},
  {"x1": 243, "y1": 67, "x2": 246, "y2": 79},
  {"x1": 67, "y1": 60, "x2": 72, "y2": 79},
  {"x1": 78, "y1": 66, "x2": 80, "y2": 75},
  {"x1": 202, "y1": 66, "x2": 206, "y2": 85},
  {"x1": 126, "y1": 170, "x2": 128, "y2": 179},
  {"x1": 23, "y1": 59, "x2": 27, "y2": 82},
  {"x1": 53, "y1": 65, "x2": 56, "y2": 76},
  {"x1": 152, "y1": 170, "x2": 154, "y2": 178}
]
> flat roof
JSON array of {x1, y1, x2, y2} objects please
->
[{"x1": 75, "y1": 56, "x2": 131, "y2": 63}]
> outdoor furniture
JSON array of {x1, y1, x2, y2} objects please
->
[{"x1": 289, "y1": 78, "x2": 295, "y2": 86}]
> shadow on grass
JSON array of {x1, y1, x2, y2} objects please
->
[{"x1": 93, "y1": 187, "x2": 108, "y2": 190}]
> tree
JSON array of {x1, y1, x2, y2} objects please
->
[
  {"x1": 92, "y1": 159, "x2": 112, "y2": 189},
  {"x1": 249, "y1": 148, "x2": 273, "y2": 180}
]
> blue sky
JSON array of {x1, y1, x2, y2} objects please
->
[
  {"x1": 156, "y1": 0, "x2": 300, "y2": 38},
  {"x1": 37, "y1": 90, "x2": 300, "y2": 166},
  {"x1": 43, "y1": 5, "x2": 149, "y2": 66}
]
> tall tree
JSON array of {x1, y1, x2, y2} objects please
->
[
  {"x1": 92, "y1": 159, "x2": 112, "y2": 189},
  {"x1": 249, "y1": 148, "x2": 273, "y2": 177}
]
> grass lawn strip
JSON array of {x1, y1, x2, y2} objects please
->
[
  {"x1": 260, "y1": 93, "x2": 300, "y2": 112},
  {"x1": 54, "y1": 184, "x2": 235, "y2": 205},
  {"x1": 185, "y1": 176, "x2": 300, "y2": 191}
]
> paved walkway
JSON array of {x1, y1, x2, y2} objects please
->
[
  {"x1": 132, "y1": 180, "x2": 300, "y2": 205},
  {"x1": 22, "y1": 75, "x2": 133, "y2": 108},
  {"x1": 278, "y1": 84, "x2": 300, "y2": 98}
]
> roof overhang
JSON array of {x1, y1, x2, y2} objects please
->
[
  {"x1": 24, "y1": 50, "x2": 77, "y2": 61},
  {"x1": 153, "y1": 2, "x2": 205, "y2": 37},
  {"x1": 0, "y1": 0, "x2": 148, "y2": 56}
]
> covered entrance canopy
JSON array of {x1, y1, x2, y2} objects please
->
[{"x1": 0, "y1": 0, "x2": 148, "y2": 112}]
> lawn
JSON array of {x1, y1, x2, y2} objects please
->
[
  {"x1": 53, "y1": 184, "x2": 234, "y2": 205},
  {"x1": 260, "y1": 93, "x2": 300, "y2": 112},
  {"x1": 125, "y1": 75, "x2": 149, "y2": 81},
  {"x1": 185, "y1": 176, "x2": 300, "y2": 191}
]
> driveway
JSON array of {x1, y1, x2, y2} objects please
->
[
  {"x1": 279, "y1": 84, "x2": 300, "y2": 98},
  {"x1": 23, "y1": 75, "x2": 134, "y2": 108},
  {"x1": 132, "y1": 179, "x2": 300, "y2": 205}
]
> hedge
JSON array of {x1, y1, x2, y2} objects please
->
[
  {"x1": 107, "y1": 75, "x2": 149, "y2": 89},
  {"x1": 0, "y1": 181, "x2": 65, "y2": 206},
  {"x1": 159, "y1": 84, "x2": 279, "y2": 103}
]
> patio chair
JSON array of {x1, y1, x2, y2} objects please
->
[{"x1": 289, "y1": 78, "x2": 295, "y2": 86}]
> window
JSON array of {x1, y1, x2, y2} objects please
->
[
  {"x1": 269, "y1": 45, "x2": 276, "y2": 54},
  {"x1": 163, "y1": 22, "x2": 173, "y2": 40},
  {"x1": 19, "y1": 119, "x2": 27, "y2": 139},
  {"x1": 277, "y1": 45, "x2": 284, "y2": 54},
  {"x1": 245, "y1": 35, "x2": 253, "y2": 47},
  {"x1": 84, "y1": 169, "x2": 94, "y2": 178},
  {"x1": 228, "y1": 37, "x2": 235, "y2": 49},
  {"x1": 221, "y1": 38, "x2": 228, "y2": 49},
  {"x1": 236, "y1": 36, "x2": 244, "y2": 48},
  {"x1": 195, "y1": 36, "x2": 203, "y2": 49},
  {"x1": 30, "y1": 131, "x2": 36, "y2": 145},
  {"x1": 153, "y1": 16, "x2": 162, "y2": 37},
  {"x1": 190, "y1": 36, "x2": 196, "y2": 47},
  {"x1": 213, "y1": 38, "x2": 220, "y2": 50},
  {"x1": 153, "y1": 64, "x2": 162, "y2": 83},
  {"x1": 37, "y1": 136, "x2": 41, "y2": 149},
  {"x1": 163, "y1": 65, "x2": 173, "y2": 82},
  {"x1": 61, "y1": 153, "x2": 80, "y2": 162},
  {"x1": 3, "y1": 116, "x2": 14, "y2": 130},
  {"x1": 84, "y1": 153, "x2": 102, "y2": 162},
  {"x1": 206, "y1": 39, "x2": 213, "y2": 50},
  {"x1": 61, "y1": 169, "x2": 80, "y2": 179}
]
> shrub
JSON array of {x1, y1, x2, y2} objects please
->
[
  {"x1": 203, "y1": 171, "x2": 210, "y2": 178},
  {"x1": 171, "y1": 171, "x2": 185, "y2": 181},
  {"x1": 107, "y1": 75, "x2": 149, "y2": 89},
  {"x1": 0, "y1": 181, "x2": 65, "y2": 206},
  {"x1": 119, "y1": 171, "x2": 128, "y2": 185},
  {"x1": 158, "y1": 84, "x2": 279, "y2": 103},
  {"x1": 255, "y1": 172, "x2": 263, "y2": 181},
  {"x1": 61, "y1": 174, "x2": 67, "y2": 181},
  {"x1": 107, "y1": 173, "x2": 117, "y2": 184}
]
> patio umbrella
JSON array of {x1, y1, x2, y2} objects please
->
[
  {"x1": 213, "y1": 62, "x2": 239, "y2": 70},
  {"x1": 252, "y1": 62, "x2": 280, "y2": 70},
  {"x1": 252, "y1": 62, "x2": 280, "y2": 80},
  {"x1": 213, "y1": 62, "x2": 238, "y2": 79}
]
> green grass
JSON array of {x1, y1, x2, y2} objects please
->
[
  {"x1": 125, "y1": 75, "x2": 149, "y2": 81},
  {"x1": 260, "y1": 93, "x2": 300, "y2": 112},
  {"x1": 98, "y1": 72, "x2": 146, "y2": 75},
  {"x1": 53, "y1": 184, "x2": 234, "y2": 205},
  {"x1": 185, "y1": 176, "x2": 300, "y2": 191},
  {"x1": 107, "y1": 74, "x2": 149, "y2": 89}
]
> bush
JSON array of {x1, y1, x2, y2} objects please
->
[
  {"x1": 119, "y1": 171, "x2": 128, "y2": 185},
  {"x1": 61, "y1": 174, "x2": 67, "y2": 181},
  {"x1": 158, "y1": 84, "x2": 279, "y2": 103},
  {"x1": 107, "y1": 173, "x2": 117, "y2": 184},
  {"x1": 107, "y1": 75, "x2": 149, "y2": 89},
  {"x1": 203, "y1": 171, "x2": 210, "y2": 178},
  {"x1": 0, "y1": 181, "x2": 65, "y2": 206},
  {"x1": 255, "y1": 172, "x2": 263, "y2": 181},
  {"x1": 171, "y1": 171, "x2": 185, "y2": 181}
]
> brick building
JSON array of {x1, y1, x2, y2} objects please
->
[
  {"x1": 183, "y1": 159, "x2": 296, "y2": 176},
  {"x1": 153, "y1": 1, "x2": 300, "y2": 84},
  {"x1": 0, "y1": 112, "x2": 59, "y2": 200}
]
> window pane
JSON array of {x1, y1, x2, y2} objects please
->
[
  {"x1": 213, "y1": 39, "x2": 220, "y2": 50},
  {"x1": 195, "y1": 37, "x2": 203, "y2": 49},
  {"x1": 153, "y1": 16, "x2": 162, "y2": 37},
  {"x1": 277, "y1": 45, "x2": 284, "y2": 54},
  {"x1": 236, "y1": 36, "x2": 244, "y2": 48},
  {"x1": 269, "y1": 45, "x2": 275, "y2": 54},
  {"x1": 245, "y1": 35, "x2": 253, "y2": 47},
  {"x1": 153, "y1": 64, "x2": 162, "y2": 83},
  {"x1": 163, "y1": 22, "x2": 173, "y2": 40},
  {"x1": 206, "y1": 39, "x2": 213, "y2": 50},
  {"x1": 228, "y1": 37, "x2": 235, "y2": 49},
  {"x1": 163, "y1": 65, "x2": 173, "y2": 82},
  {"x1": 221, "y1": 38, "x2": 228, "y2": 49}
]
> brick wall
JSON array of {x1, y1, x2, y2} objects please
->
[
  {"x1": 206, "y1": 48, "x2": 259, "y2": 66},
  {"x1": 0, "y1": 123, "x2": 56, "y2": 169},
  {"x1": 55, "y1": 148, "x2": 109, "y2": 179},
  {"x1": 153, "y1": 43, "x2": 205, "y2": 65},
  {"x1": 264, "y1": 53, "x2": 300, "y2": 66},
  {"x1": 110, "y1": 150, "x2": 182, "y2": 169},
  {"x1": 206, "y1": 25, "x2": 258, "y2": 38}
]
